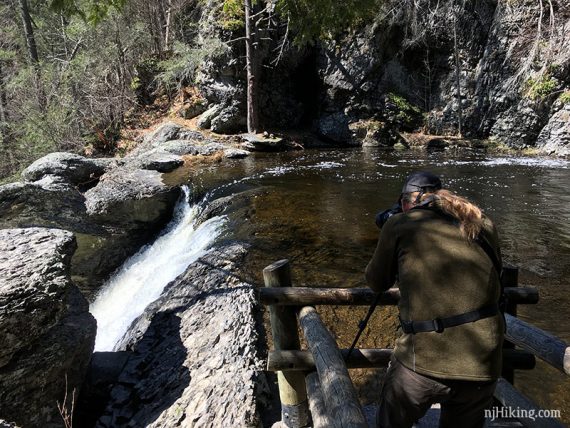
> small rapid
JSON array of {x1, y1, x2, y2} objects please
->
[{"x1": 90, "y1": 186, "x2": 227, "y2": 351}]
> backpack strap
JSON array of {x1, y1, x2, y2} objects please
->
[{"x1": 399, "y1": 304, "x2": 500, "y2": 334}]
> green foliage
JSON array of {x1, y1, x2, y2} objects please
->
[
  {"x1": 50, "y1": 0, "x2": 127, "y2": 25},
  {"x1": 386, "y1": 92, "x2": 422, "y2": 129},
  {"x1": 275, "y1": 0, "x2": 383, "y2": 45},
  {"x1": 157, "y1": 38, "x2": 228, "y2": 92},
  {"x1": 558, "y1": 90, "x2": 570, "y2": 105},
  {"x1": 524, "y1": 74, "x2": 558, "y2": 100},
  {"x1": 221, "y1": 0, "x2": 245, "y2": 30}
]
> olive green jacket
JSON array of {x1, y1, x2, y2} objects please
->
[{"x1": 365, "y1": 206, "x2": 504, "y2": 381}]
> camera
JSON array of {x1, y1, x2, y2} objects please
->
[{"x1": 375, "y1": 203, "x2": 402, "y2": 229}]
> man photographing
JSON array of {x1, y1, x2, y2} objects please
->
[{"x1": 365, "y1": 171, "x2": 504, "y2": 428}]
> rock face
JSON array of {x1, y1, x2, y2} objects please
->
[
  {"x1": 0, "y1": 228, "x2": 96, "y2": 428},
  {"x1": 93, "y1": 243, "x2": 268, "y2": 427},
  {"x1": 536, "y1": 105, "x2": 570, "y2": 156},
  {"x1": 192, "y1": 0, "x2": 570, "y2": 153}
]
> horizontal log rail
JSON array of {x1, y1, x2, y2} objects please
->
[
  {"x1": 494, "y1": 378, "x2": 566, "y2": 428},
  {"x1": 258, "y1": 286, "x2": 538, "y2": 306},
  {"x1": 267, "y1": 348, "x2": 536, "y2": 372},
  {"x1": 261, "y1": 260, "x2": 567, "y2": 428},
  {"x1": 504, "y1": 314, "x2": 570, "y2": 376}
]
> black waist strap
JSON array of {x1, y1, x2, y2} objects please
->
[{"x1": 399, "y1": 304, "x2": 499, "y2": 334}]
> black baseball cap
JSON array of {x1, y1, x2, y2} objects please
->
[{"x1": 401, "y1": 171, "x2": 442, "y2": 194}]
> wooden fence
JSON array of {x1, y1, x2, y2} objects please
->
[{"x1": 259, "y1": 259, "x2": 568, "y2": 428}]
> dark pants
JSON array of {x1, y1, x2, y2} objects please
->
[{"x1": 377, "y1": 357, "x2": 497, "y2": 428}]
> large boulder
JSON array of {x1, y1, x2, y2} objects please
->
[
  {"x1": 128, "y1": 150, "x2": 184, "y2": 173},
  {"x1": 210, "y1": 104, "x2": 247, "y2": 134},
  {"x1": 129, "y1": 122, "x2": 206, "y2": 157},
  {"x1": 21, "y1": 152, "x2": 117, "y2": 186},
  {"x1": 85, "y1": 168, "x2": 180, "y2": 226},
  {"x1": 536, "y1": 105, "x2": 570, "y2": 157},
  {"x1": 93, "y1": 243, "x2": 268, "y2": 427},
  {"x1": 0, "y1": 228, "x2": 96, "y2": 428}
]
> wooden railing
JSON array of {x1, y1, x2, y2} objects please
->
[{"x1": 259, "y1": 259, "x2": 568, "y2": 428}]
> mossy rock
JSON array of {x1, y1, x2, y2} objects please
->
[{"x1": 349, "y1": 119, "x2": 393, "y2": 146}]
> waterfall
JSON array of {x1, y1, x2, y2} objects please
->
[{"x1": 90, "y1": 186, "x2": 226, "y2": 351}]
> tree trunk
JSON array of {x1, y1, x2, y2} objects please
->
[
  {"x1": 18, "y1": 0, "x2": 39, "y2": 65},
  {"x1": 18, "y1": 0, "x2": 45, "y2": 111},
  {"x1": 0, "y1": 62, "x2": 7, "y2": 126},
  {"x1": 0, "y1": 61, "x2": 14, "y2": 175},
  {"x1": 245, "y1": 0, "x2": 259, "y2": 133},
  {"x1": 453, "y1": 6, "x2": 463, "y2": 136},
  {"x1": 164, "y1": 0, "x2": 172, "y2": 51}
]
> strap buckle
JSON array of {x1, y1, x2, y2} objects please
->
[
  {"x1": 399, "y1": 317, "x2": 415, "y2": 334},
  {"x1": 432, "y1": 318, "x2": 445, "y2": 333}
]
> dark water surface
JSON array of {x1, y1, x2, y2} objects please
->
[{"x1": 169, "y1": 148, "x2": 570, "y2": 421}]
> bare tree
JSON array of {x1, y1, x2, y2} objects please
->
[
  {"x1": 164, "y1": 0, "x2": 173, "y2": 50},
  {"x1": 244, "y1": 0, "x2": 259, "y2": 133},
  {"x1": 452, "y1": 3, "x2": 462, "y2": 136},
  {"x1": 18, "y1": 0, "x2": 39, "y2": 65}
]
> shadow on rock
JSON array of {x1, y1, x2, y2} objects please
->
[{"x1": 88, "y1": 313, "x2": 190, "y2": 428}]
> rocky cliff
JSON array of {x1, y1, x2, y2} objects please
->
[
  {"x1": 191, "y1": 0, "x2": 569, "y2": 155},
  {"x1": 0, "y1": 228, "x2": 96, "y2": 427}
]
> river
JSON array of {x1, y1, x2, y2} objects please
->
[
  {"x1": 171, "y1": 147, "x2": 569, "y2": 421},
  {"x1": 98, "y1": 146, "x2": 570, "y2": 422}
]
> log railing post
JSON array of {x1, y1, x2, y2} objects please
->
[
  {"x1": 298, "y1": 306, "x2": 367, "y2": 428},
  {"x1": 264, "y1": 260, "x2": 310, "y2": 428},
  {"x1": 305, "y1": 372, "x2": 332, "y2": 428},
  {"x1": 501, "y1": 266, "x2": 519, "y2": 384}
]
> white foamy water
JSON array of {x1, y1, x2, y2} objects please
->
[{"x1": 90, "y1": 187, "x2": 227, "y2": 351}]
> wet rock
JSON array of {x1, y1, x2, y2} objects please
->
[
  {"x1": 316, "y1": 112, "x2": 351, "y2": 143},
  {"x1": 224, "y1": 148, "x2": 250, "y2": 159},
  {"x1": 96, "y1": 243, "x2": 269, "y2": 427},
  {"x1": 536, "y1": 106, "x2": 570, "y2": 157},
  {"x1": 21, "y1": 152, "x2": 116, "y2": 187},
  {"x1": 241, "y1": 134, "x2": 287, "y2": 152},
  {"x1": 0, "y1": 228, "x2": 96, "y2": 428},
  {"x1": 350, "y1": 120, "x2": 394, "y2": 147}
]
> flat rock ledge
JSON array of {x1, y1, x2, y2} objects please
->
[
  {"x1": 92, "y1": 243, "x2": 269, "y2": 427},
  {"x1": 0, "y1": 228, "x2": 96, "y2": 428}
]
